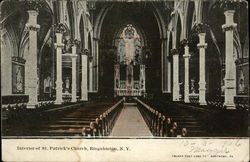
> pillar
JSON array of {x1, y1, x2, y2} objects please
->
[
  {"x1": 81, "y1": 50, "x2": 88, "y2": 101},
  {"x1": 222, "y1": 10, "x2": 237, "y2": 109},
  {"x1": 93, "y1": 38, "x2": 99, "y2": 92},
  {"x1": 89, "y1": 60, "x2": 93, "y2": 92},
  {"x1": 114, "y1": 64, "x2": 120, "y2": 96},
  {"x1": 161, "y1": 38, "x2": 168, "y2": 92},
  {"x1": 166, "y1": 34, "x2": 172, "y2": 93},
  {"x1": 25, "y1": 10, "x2": 40, "y2": 109},
  {"x1": 54, "y1": 25, "x2": 65, "y2": 105},
  {"x1": 197, "y1": 33, "x2": 207, "y2": 105},
  {"x1": 71, "y1": 45, "x2": 78, "y2": 103},
  {"x1": 183, "y1": 43, "x2": 190, "y2": 103},
  {"x1": 172, "y1": 49, "x2": 180, "y2": 101}
]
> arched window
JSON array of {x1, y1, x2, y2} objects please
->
[{"x1": 117, "y1": 24, "x2": 142, "y2": 65}]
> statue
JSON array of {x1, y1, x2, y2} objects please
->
[
  {"x1": 190, "y1": 79, "x2": 196, "y2": 94},
  {"x1": 238, "y1": 69, "x2": 245, "y2": 94},
  {"x1": 65, "y1": 77, "x2": 70, "y2": 94},
  {"x1": 16, "y1": 66, "x2": 23, "y2": 92},
  {"x1": 44, "y1": 76, "x2": 51, "y2": 93}
]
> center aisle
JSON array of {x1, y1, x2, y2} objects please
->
[{"x1": 110, "y1": 103, "x2": 153, "y2": 137}]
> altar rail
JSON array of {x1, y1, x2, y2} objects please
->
[
  {"x1": 115, "y1": 89, "x2": 142, "y2": 96},
  {"x1": 234, "y1": 96, "x2": 249, "y2": 111},
  {"x1": 188, "y1": 94, "x2": 248, "y2": 111},
  {"x1": 2, "y1": 95, "x2": 29, "y2": 110},
  {"x1": 206, "y1": 95, "x2": 225, "y2": 109},
  {"x1": 189, "y1": 94, "x2": 199, "y2": 104}
]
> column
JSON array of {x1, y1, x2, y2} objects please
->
[
  {"x1": 114, "y1": 64, "x2": 120, "y2": 97},
  {"x1": 95, "y1": 39, "x2": 99, "y2": 92},
  {"x1": 71, "y1": 45, "x2": 78, "y2": 103},
  {"x1": 197, "y1": 33, "x2": 207, "y2": 105},
  {"x1": 166, "y1": 33, "x2": 172, "y2": 93},
  {"x1": 172, "y1": 49, "x2": 180, "y2": 101},
  {"x1": 89, "y1": 60, "x2": 93, "y2": 92},
  {"x1": 183, "y1": 42, "x2": 190, "y2": 103},
  {"x1": 161, "y1": 38, "x2": 168, "y2": 92},
  {"x1": 54, "y1": 25, "x2": 65, "y2": 105},
  {"x1": 93, "y1": 38, "x2": 99, "y2": 92},
  {"x1": 222, "y1": 10, "x2": 237, "y2": 109},
  {"x1": 25, "y1": 10, "x2": 40, "y2": 109},
  {"x1": 81, "y1": 49, "x2": 88, "y2": 101}
]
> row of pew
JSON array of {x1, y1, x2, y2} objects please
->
[
  {"x1": 82, "y1": 100, "x2": 124, "y2": 137},
  {"x1": 33, "y1": 101, "x2": 122, "y2": 136},
  {"x1": 136, "y1": 99, "x2": 187, "y2": 137}
]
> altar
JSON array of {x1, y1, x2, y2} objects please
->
[{"x1": 114, "y1": 25, "x2": 146, "y2": 97}]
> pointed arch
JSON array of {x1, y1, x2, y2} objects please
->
[
  {"x1": 79, "y1": 15, "x2": 86, "y2": 49},
  {"x1": 93, "y1": 4, "x2": 114, "y2": 39},
  {"x1": 152, "y1": 3, "x2": 167, "y2": 39}
]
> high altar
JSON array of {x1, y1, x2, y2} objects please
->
[{"x1": 114, "y1": 25, "x2": 146, "y2": 97}]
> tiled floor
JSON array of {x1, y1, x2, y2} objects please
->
[{"x1": 110, "y1": 103, "x2": 153, "y2": 137}]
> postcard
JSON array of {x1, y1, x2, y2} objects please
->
[{"x1": 1, "y1": 0, "x2": 249, "y2": 161}]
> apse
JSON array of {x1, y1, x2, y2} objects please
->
[{"x1": 98, "y1": 2, "x2": 162, "y2": 97}]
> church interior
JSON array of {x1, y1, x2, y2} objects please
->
[{"x1": 1, "y1": 0, "x2": 249, "y2": 137}]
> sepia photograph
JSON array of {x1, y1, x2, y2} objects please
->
[{"x1": 1, "y1": 0, "x2": 249, "y2": 161}]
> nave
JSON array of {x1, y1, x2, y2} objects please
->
[{"x1": 2, "y1": 97, "x2": 247, "y2": 137}]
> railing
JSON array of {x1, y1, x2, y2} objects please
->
[
  {"x1": 82, "y1": 99, "x2": 124, "y2": 137},
  {"x1": 2, "y1": 95, "x2": 29, "y2": 109},
  {"x1": 206, "y1": 95, "x2": 225, "y2": 109},
  {"x1": 234, "y1": 96, "x2": 249, "y2": 111},
  {"x1": 189, "y1": 94, "x2": 199, "y2": 104},
  {"x1": 62, "y1": 94, "x2": 72, "y2": 104},
  {"x1": 116, "y1": 89, "x2": 142, "y2": 96},
  {"x1": 37, "y1": 95, "x2": 55, "y2": 109},
  {"x1": 1, "y1": 94, "x2": 80, "y2": 110},
  {"x1": 136, "y1": 99, "x2": 187, "y2": 137}
]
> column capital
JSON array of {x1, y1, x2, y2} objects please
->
[
  {"x1": 224, "y1": 10, "x2": 235, "y2": 16},
  {"x1": 25, "y1": 24, "x2": 40, "y2": 31},
  {"x1": 222, "y1": 24, "x2": 237, "y2": 32},
  {"x1": 73, "y1": 39, "x2": 80, "y2": 46},
  {"x1": 12, "y1": 56, "x2": 26, "y2": 64},
  {"x1": 81, "y1": 49, "x2": 89, "y2": 56},
  {"x1": 54, "y1": 43, "x2": 64, "y2": 48},
  {"x1": 24, "y1": 0, "x2": 42, "y2": 12},
  {"x1": 193, "y1": 23, "x2": 209, "y2": 34},
  {"x1": 198, "y1": 32, "x2": 206, "y2": 37},
  {"x1": 54, "y1": 23, "x2": 67, "y2": 34},
  {"x1": 197, "y1": 43, "x2": 207, "y2": 49},
  {"x1": 220, "y1": 0, "x2": 242, "y2": 11},
  {"x1": 170, "y1": 48, "x2": 179, "y2": 55},
  {"x1": 180, "y1": 39, "x2": 189, "y2": 47},
  {"x1": 88, "y1": 1, "x2": 96, "y2": 11}
]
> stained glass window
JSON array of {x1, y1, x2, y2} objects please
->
[{"x1": 117, "y1": 24, "x2": 142, "y2": 65}]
